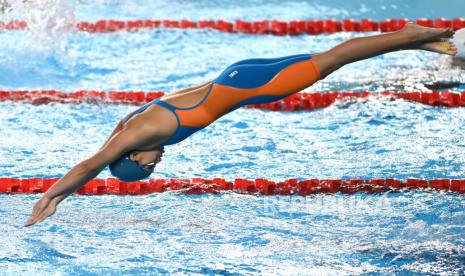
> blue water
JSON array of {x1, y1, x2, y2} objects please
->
[{"x1": 1, "y1": 0, "x2": 465, "y2": 275}]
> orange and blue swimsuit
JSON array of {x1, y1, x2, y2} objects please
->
[{"x1": 132, "y1": 54, "x2": 320, "y2": 146}]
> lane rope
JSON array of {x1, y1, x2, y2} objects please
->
[
  {"x1": 1, "y1": 177, "x2": 464, "y2": 195},
  {"x1": 0, "y1": 18, "x2": 464, "y2": 35},
  {"x1": 1, "y1": 90, "x2": 465, "y2": 111}
]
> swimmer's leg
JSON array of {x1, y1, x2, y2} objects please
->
[{"x1": 312, "y1": 23, "x2": 456, "y2": 78}]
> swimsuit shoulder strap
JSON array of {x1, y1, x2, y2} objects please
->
[
  {"x1": 125, "y1": 98, "x2": 177, "y2": 122},
  {"x1": 153, "y1": 98, "x2": 181, "y2": 126},
  {"x1": 152, "y1": 98, "x2": 182, "y2": 148},
  {"x1": 155, "y1": 99, "x2": 177, "y2": 112}
]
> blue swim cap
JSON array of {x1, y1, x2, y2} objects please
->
[{"x1": 109, "y1": 154, "x2": 154, "y2": 182}]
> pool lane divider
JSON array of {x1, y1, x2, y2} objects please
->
[
  {"x1": 1, "y1": 18, "x2": 464, "y2": 35},
  {"x1": 0, "y1": 177, "x2": 464, "y2": 195},
  {"x1": 1, "y1": 90, "x2": 465, "y2": 111}
]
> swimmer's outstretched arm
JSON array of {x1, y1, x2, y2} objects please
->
[
  {"x1": 25, "y1": 122, "x2": 162, "y2": 226},
  {"x1": 99, "y1": 120, "x2": 124, "y2": 150}
]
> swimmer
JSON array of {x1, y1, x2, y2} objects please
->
[{"x1": 26, "y1": 23, "x2": 458, "y2": 226}]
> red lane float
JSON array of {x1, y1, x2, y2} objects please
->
[
  {"x1": 0, "y1": 177, "x2": 464, "y2": 195},
  {"x1": 1, "y1": 18, "x2": 464, "y2": 35},
  {"x1": 1, "y1": 90, "x2": 465, "y2": 111}
]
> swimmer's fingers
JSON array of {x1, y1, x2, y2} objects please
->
[
  {"x1": 25, "y1": 213, "x2": 41, "y2": 227},
  {"x1": 27, "y1": 197, "x2": 49, "y2": 222},
  {"x1": 24, "y1": 217, "x2": 39, "y2": 227},
  {"x1": 25, "y1": 196, "x2": 55, "y2": 227},
  {"x1": 25, "y1": 204, "x2": 56, "y2": 226},
  {"x1": 31, "y1": 197, "x2": 46, "y2": 217},
  {"x1": 33, "y1": 205, "x2": 57, "y2": 225}
]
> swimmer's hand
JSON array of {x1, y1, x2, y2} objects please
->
[
  {"x1": 24, "y1": 123, "x2": 159, "y2": 226},
  {"x1": 24, "y1": 195, "x2": 59, "y2": 227}
]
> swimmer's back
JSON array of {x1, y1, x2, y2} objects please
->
[{"x1": 123, "y1": 54, "x2": 320, "y2": 146}]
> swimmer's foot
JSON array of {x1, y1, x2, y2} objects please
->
[
  {"x1": 400, "y1": 22, "x2": 455, "y2": 43},
  {"x1": 419, "y1": 40, "x2": 457, "y2": 56}
]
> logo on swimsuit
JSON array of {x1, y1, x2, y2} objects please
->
[{"x1": 229, "y1": 70, "x2": 238, "y2": 78}]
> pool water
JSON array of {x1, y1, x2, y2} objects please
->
[{"x1": 1, "y1": 0, "x2": 465, "y2": 274}]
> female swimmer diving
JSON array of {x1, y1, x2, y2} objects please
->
[{"x1": 26, "y1": 23, "x2": 457, "y2": 226}]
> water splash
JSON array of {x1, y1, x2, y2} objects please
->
[
  {"x1": 0, "y1": 0, "x2": 82, "y2": 89},
  {"x1": 5, "y1": 0, "x2": 77, "y2": 53}
]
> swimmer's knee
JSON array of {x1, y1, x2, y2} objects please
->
[{"x1": 313, "y1": 51, "x2": 343, "y2": 79}]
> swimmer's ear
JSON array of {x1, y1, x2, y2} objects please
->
[{"x1": 129, "y1": 151, "x2": 139, "y2": 161}]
